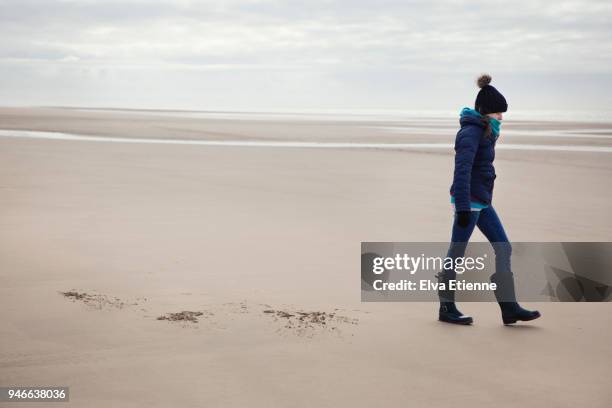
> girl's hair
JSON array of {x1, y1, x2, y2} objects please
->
[{"x1": 481, "y1": 115, "x2": 493, "y2": 139}]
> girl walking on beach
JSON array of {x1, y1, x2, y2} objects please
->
[{"x1": 437, "y1": 74, "x2": 541, "y2": 325}]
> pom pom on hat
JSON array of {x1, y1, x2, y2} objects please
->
[{"x1": 477, "y1": 74, "x2": 492, "y2": 89}]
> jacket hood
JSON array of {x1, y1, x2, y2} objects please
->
[
  {"x1": 459, "y1": 106, "x2": 501, "y2": 138},
  {"x1": 459, "y1": 107, "x2": 486, "y2": 129}
]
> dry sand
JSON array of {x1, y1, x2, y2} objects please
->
[{"x1": 0, "y1": 107, "x2": 610, "y2": 407}]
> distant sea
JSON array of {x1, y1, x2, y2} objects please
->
[{"x1": 61, "y1": 107, "x2": 612, "y2": 123}]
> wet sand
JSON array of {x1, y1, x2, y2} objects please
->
[{"x1": 1, "y1": 107, "x2": 611, "y2": 407}]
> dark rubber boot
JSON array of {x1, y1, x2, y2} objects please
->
[
  {"x1": 436, "y1": 269, "x2": 472, "y2": 325},
  {"x1": 492, "y1": 272, "x2": 541, "y2": 325},
  {"x1": 439, "y1": 302, "x2": 473, "y2": 325},
  {"x1": 499, "y1": 303, "x2": 541, "y2": 325}
]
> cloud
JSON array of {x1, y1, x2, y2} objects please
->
[{"x1": 0, "y1": 0, "x2": 611, "y2": 109}]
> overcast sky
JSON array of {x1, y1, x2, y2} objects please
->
[{"x1": 1, "y1": 0, "x2": 611, "y2": 113}]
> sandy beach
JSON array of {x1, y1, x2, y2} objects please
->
[{"x1": 1, "y1": 107, "x2": 611, "y2": 407}]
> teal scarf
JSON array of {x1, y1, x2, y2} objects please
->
[{"x1": 460, "y1": 107, "x2": 501, "y2": 138}]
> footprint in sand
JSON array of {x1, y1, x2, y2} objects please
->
[
  {"x1": 261, "y1": 308, "x2": 359, "y2": 338},
  {"x1": 60, "y1": 290, "x2": 145, "y2": 310},
  {"x1": 156, "y1": 311, "x2": 212, "y2": 323}
]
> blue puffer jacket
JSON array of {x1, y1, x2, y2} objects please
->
[{"x1": 449, "y1": 109, "x2": 497, "y2": 212}]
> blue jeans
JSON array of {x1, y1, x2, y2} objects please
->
[{"x1": 439, "y1": 206, "x2": 513, "y2": 302}]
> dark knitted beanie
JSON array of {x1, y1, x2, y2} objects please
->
[{"x1": 475, "y1": 74, "x2": 507, "y2": 115}]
